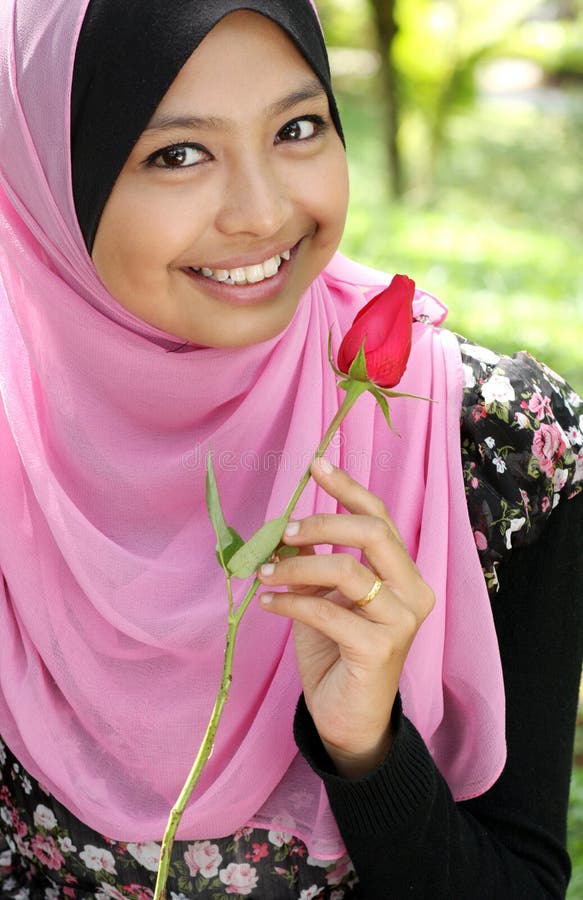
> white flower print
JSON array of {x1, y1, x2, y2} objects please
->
[
  {"x1": 299, "y1": 886, "x2": 323, "y2": 899},
  {"x1": 33, "y1": 804, "x2": 58, "y2": 830},
  {"x1": 43, "y1": 889, "x2": 59, "y2": 900},
  {"x1": 505, "y1": 517, "x2": 526, "y2": 550},
  {"x1": 567, "y1": 390, "x2": 581, "y2": 409},
  {"x1": 1, "y1": 879, "x2": 17, "y2": 892},
  {"x1": 170, "y1": 894, "x2": 191, "y2": 900},
  {"x1": 1, "y1": 806, "x2": 12, "y2": 826},
  {"x1": 0, "y1": 849, "x2": 12, "y2": 867},
  {"x1": 57, "y1": 836, "x2": 77, "y2": 853},
  {"x1": 79, "y1": 844, "x2": 117, "y2": 875},
  {"x1": 183, "y1": 840, "x2": 223, "y2": 879},
  {"x1": 219, "y1": 862, "x2": 259, "y2": 894},
  {"x1": 95, "y1": 883, "x2": 125, "y2": 900},
  {"x1": 21, "y1": 775, "x2": 32, "y2": 795},
  {"x1": 514, "y1": 412, "x2": 529, "y2": 429},
  {"x1": 463, "y1": 363, "x2": 476, "y2": 389},
  {"x1": 481, "y1": 373, "x2": 515, "y2": 406},
  {"x1": 493, "y1": 455, "x2": 507, "y2": 473},
  {"x1": 574, "y1": 450, "x2": 583, "y2": 483},
  {"x1": 0, "y1": 739, "x2": 6, "y2": 766},
  {"x1": 484, "y1": 436, "x2": 496, "y2": 450},
  {"x1": 127, "y1": 840, "x2": 161, "y2": 872},
  {"x1": 553, "y1": 467, "x2": 569, "y2": 494}
]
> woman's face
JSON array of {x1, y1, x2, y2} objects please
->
[{"x1": 92, "y1": 10, "x2": 349, "y2": 348}]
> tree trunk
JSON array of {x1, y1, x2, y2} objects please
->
[{"x1": 367, "y1": 0, "x2": 403, "y2": 196}]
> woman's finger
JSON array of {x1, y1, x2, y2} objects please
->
[
  {"x1": 259, "y1": 552, "x2": 395, "y2": 617},
  {"x1": 309, "y1": 456, "x2": 406, "y2": 547}
]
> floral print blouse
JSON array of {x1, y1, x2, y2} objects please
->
[{"x1": 1, "y1": 339, "x2": 582, "y2": 900}]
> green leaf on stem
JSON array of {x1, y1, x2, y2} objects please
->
[
  {"x1": 227, "y1": 516, "x2": 288, "y2": 578},
  {"x1": 347, "y1": 341, "x2": 369, "y2": 382},
  {"x1": 206, "y1": 451, "x2": 244, "y2": 571}
]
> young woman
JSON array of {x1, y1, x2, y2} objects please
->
[{"x1": 0, "y1": 1, "x2": 581, "y2": 897}]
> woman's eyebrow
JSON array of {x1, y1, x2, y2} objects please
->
[{"x1": 143, "y1": 79, "x2": 327, "y2": 135}]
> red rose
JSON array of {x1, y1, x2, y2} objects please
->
[{"x1": 337, "y1": 274, "x2": 415, "y2": 388}]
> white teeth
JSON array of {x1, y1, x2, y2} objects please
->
[
  {"x1": 262, "y1": 257, "x2": 279, "y2": 277},
  {"x1": 192, "y1": 248, "x2": 293, "y2": 286},
  {"x1": 245, "y1": 264, "x2": 265, "y2": 284}
]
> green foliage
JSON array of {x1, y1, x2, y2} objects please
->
[{"x1": 337, "y1": 86, "x2": 583, "y2": 393}]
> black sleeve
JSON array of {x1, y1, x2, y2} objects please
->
[{"x1": 294, "y1": 490, "x2": 583, "y2": 899}]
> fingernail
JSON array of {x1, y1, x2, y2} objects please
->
[
  {"x1": 284, "y1": 520, "x2": 300, "y2": 537},
  {"x1": 317, "y1": 456, "x2": 333, "y2": 474},
  {"x1": 260, "y1": 563, "x2": 275, "y2": 576},
  {"x1": 261, "y1": 593, "x2": 274, "y2": 605}
]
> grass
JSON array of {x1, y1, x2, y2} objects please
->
[{"x1": 336, "y1": 78, "x2": 583, "y2": 896}]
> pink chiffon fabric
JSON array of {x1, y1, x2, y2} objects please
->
[{"x1": 0, "y1": 0, "x2": 505, "y2": 858}]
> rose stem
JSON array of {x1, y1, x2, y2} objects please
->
[{"x1": 152, "y1": 379, "x2": 367, "y2": 900}]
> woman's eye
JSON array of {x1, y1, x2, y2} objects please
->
[
  {"x1": 148, "y1": 144, "x2": 209, "y2": 169},
  {"x1": 276, "y1": 116, "x2": 327, "y2": 143}
]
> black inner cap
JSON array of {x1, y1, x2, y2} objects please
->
[{"x1": 71, "y1": 0, "x2": 344, "y2": 252}]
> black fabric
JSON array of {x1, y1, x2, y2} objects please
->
[
  {"x1": 71, "y1": 0, "x2": 345, "y2": 252},
  {"x1": 295, "y1": 490, "x2": 583, "y2": 899}
]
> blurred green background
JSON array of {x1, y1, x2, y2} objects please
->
[{"x1": 319, "y1": 0, "x2": 582, "y2": 895}]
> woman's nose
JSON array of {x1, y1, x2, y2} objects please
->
[{"x1": 215, "y1": 157, "x2": 290, "y2": 238}]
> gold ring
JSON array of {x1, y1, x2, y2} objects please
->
[{"x1": 355, "y1": 575, "x2": 383, "y2": 608}]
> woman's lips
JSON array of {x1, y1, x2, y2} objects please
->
[{"x1": 181, "y1": 241, "x2": 300, "y2": 306}]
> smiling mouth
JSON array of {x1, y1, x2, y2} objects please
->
[{"x1": 189, "y1": 248, "x2": 292, "y2": 286}]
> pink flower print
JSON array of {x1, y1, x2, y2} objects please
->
[
  {"x1": 234, "y1": 826, "x2": 253, "y2": 841},
  {"x1": 575, "y1": 450, "x2": 583, "y2": 483},
  {"x1": 532, "y1": 422, "x2": 567, "y2": 477},
  {"x1": 29, "y1": 833, "x2": 64, "y2": 871},
  {"x1": 268, "y1": 824, "x2": 293, "y2": 848},
  {"x1": 471, "y1": 477, "x2": 479, "y2": 489},
  {"x1": 331, "y1": 892, "x2": 346, "y2": 900},
  {"x1": 219, "y1": 862, "x2": 259, "y2": 895},
  {"x1": 79, "y1": 844, "x2": 117, "y2": 875},
  {"x1": 126, "y1": 885, "x2": 153, "y2": 900},
  {"x1": 183, "y1": 840, "x2": 223, "y2": 878},
  {"x1": 528, "y1": 392, "x2": 553, "y2": 421},
  {"x1": 246, "y1": 842, "x2": 269, "y2": 863},
  {"x1": 63, "y1": 888, "x2": 76, "y2": 898},
  {"x1": 15, "y1": 819, "x2": 28, "y2": 838},
  {"x1": 474, "y1": 531, "x2": 488, "y2": 551},
  {"x1": 127, "y1": 841, "x2": 161, "y2": 873},
  {"x1": 514, "y1": 411, "x2": 530, "y2": 429},
  {"x1": 541, "y1": 496, "x2": 551, "y2": 513}
]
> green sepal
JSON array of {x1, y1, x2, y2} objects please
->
[
  {"x1": 374, "y1": 387, "x2": 434, "y2": 403},
  {"x1": 327, "y1": 327, "x2": 344, "y2": 378},
  {"x1": 206, "y1": 451, "x2": 244, "y2": 572},
  {"x1": 347, "y1": 341, "x2": 369, "y2": 382},
  {"x1": 371, "y1": 389, "x2": 397, "y2": 434},
  {"x1": 227, "y1": 516, "x2": 287, "y2": 579}
]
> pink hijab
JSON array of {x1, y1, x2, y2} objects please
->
[{"x1": 0, "y1": 0, "x2": 505, "y2": 858}]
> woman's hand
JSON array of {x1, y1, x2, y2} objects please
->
[{"x1": 258, "y1": 456, "x2": 435, "y2": 779}]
